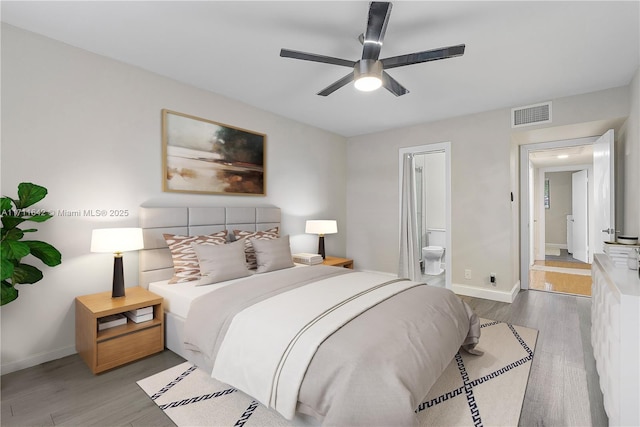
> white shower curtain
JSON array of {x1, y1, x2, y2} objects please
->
[{"x1": 399, "y1": 153, "x2": 421, "y2": 281}]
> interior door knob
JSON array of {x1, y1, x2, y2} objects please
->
[{"x1": 601, "y1": 228, "x2": 619, "y2": 234}]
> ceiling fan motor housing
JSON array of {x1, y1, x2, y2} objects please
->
[{"x1": 354, "y1": 60, "x2": 383, "y2": 91}]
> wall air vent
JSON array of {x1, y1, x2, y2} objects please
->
[{"x1": 511, "y1": 101, "x2": 552, "y2": 128}]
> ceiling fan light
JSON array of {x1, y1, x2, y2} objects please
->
[
  {"x1": 355, "y1": 76, "x2": 382, "y2": 91},
  {"x1": 354, "y1": 59, "x2": 383, "y2": 92}
]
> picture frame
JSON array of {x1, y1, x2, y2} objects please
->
[
  {"x1": 162, "y1": 109, "x2": 266, "y2": 196},
  {"x1": 544, "y1": 178, "x2": 550, "y2": 209}
]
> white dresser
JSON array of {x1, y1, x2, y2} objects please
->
[{"x1": 591, "y1": 254, "x2": 640, "y2": 426}]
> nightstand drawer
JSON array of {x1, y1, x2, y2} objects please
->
[{"x1": 97, "y1": 325, "x2": 163, "y2": 369}]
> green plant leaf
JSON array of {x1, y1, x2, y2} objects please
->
[
  {"x1": 1, "y1": 183, "x2": 61, "y2": 305},
  {"x1": 1, "y1": 240, "x2": 30, "y2": 260},
  {"x1": 17, "y1": 183, "x2": 48, "y2": 209},
  {"x1": 1, "y1": 258, "x2": 14, "y2": 281},
  {"x1": 1, "y1": 197, "x2": 13, "y2": 212},
  {"x1": 26, "y1": 214, "x2": 53, "y2": 223},
  {"x1": 3, "y1": 228, "x2": 25, "y2": 241},
  {"x1": 23, "y1": 241, "x2": 62, "y2": 266},
  {"x1": 1, "y1": 216, "x2": 26, "y2": 229},
  {"x1": 11, "y1": 263, "x2": 43, "y2": 284},
  {"x1": 1, "y1": 281, "x2": 18, "y2": 306}
]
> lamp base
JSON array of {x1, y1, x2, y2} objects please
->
[
  {"x1": 318, "y1": 235, "x2": 326, "y2": 259},
  {"x1": 112, "y1": 255, "x2": 125, "y2": 298}
]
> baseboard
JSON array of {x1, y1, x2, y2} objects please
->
[
  {"x1": 452, "y1": 281, "x2": 520, "y2": 303},
  {"x1": 0, "y1": 345, "x2": 76, "y2": 375},
  {"x1": 363, "y1": 268, "x2": 522, "y2": 303},
  {"x1": 359, "y1": 268, "x2": 521, "y2": 302}
]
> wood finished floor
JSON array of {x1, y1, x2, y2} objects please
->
[
  {"x1": 529, "y1": 269, "x2": 593, "y2": 296},
  {"x1": 1, "y1": 291, "x2": 606, "y2": 426},
  {"x1": 530, "y1": 258, "x2": 593, "y2": 297}
]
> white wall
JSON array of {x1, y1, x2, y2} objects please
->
[
  {"x1": 414, "y1": 151, "x2": 446, "y2": 248},
  {"x1": 622, "y1": 68, "x2": 640, "y2": 236},
  {"x1": 0, "y1": 25, "x2": 347, "y2": 374},
  {"x1": 544, "y1": 171, "x2": 572, "y2": 246},
  {"x1": 347, "y1": 107, "x2": 515, "y2": 295},
  {"x1": 346, "y1": 86, "x2": 630, "y2": 300},
  {"x1": 425, "y1": 152, "x2": 446, "y2": 230}
]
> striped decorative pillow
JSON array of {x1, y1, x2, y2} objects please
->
[
  {"x1": 163, "y1": 231, "x2": 228, "y2": 283},
  {"x1": 233, "y1": 227, "x2": 279, "y2": 269}
]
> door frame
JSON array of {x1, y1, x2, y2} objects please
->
[{"x1": 519, "y1": 136, "x2": 596, "y2": 289}]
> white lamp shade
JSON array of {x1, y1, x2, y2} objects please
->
[
  {"x1": 91, "y1": 227, "x2": 144, "y2": 253},
  {"x1": 305, "y1": 220, "x2": 338, "y2": 235}
]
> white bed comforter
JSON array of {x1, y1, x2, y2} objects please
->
[
  {"x1": 212, "y1": 272, "x2": 422, "y2": 419},
  {"x1": 184, "y1": 265, "x2": 480, "y2": 426}
]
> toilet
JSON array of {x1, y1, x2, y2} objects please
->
[{"x1": 422, "y1": 229, "x2": 445, "y2": 275}]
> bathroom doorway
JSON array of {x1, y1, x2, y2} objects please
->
[{"x1": 398, "y1": 142, "x2": 451, "y2": 289}]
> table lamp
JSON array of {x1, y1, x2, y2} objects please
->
[
  {"x1": 91, "y1": 227, "x2": 144, "y2": 298},
  {"x1": 305, "y1": 220, "x2": 337, "y2": 259}
]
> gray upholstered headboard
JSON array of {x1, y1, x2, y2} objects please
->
[{"x1": 138, "y1": 206, "x2": 280, "y2": 288}]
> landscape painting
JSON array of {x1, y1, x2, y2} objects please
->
[{"x1": 162, "y1": 109, "x2": 265, "y2": 195}]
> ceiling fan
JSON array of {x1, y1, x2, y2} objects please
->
[{"x1": 280, "y1": 1, "x2": 465, "y2": 97}]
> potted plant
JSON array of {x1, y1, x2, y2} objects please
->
[{"x1": 1, "y1": 182, "x2": 62, "y2": 305}]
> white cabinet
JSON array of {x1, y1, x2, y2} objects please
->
[{"x1": 591, "y1": 254, "x2": 640, "y2": 426}]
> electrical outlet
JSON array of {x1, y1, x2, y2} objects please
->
[
  {"x1": 490, "y1": 273, "x2": 496, "y2": 286},
  {"x1": 464, "y1": 269, "x2": 472, "y2": 280}
]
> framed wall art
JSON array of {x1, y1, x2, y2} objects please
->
[
  {"x1": 162, "y1": 109, "x2": 266, "y2": 196},
  {"x1": 544, "y1": 178, "x2": 550, "y2": 209}
]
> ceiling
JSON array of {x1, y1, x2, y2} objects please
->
[
  {"x1": 2, "y1": 1, "x2": 639, "y2": 137},
  {"x1": 529, "y1": 144, "x2": 594, "y2": 168}
]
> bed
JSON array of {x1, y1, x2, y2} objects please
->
[{"x1": 139, "y1": 206, "x2": 480, "y2": 426}]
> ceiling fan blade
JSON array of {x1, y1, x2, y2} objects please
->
[
  {"x1": 280, "y1": 49, "x2": 356, "y2": 68},
  {"x1": 361, "y1": 2, "x2": 392, "y2": 61},
  {"x1": 381, "y1": 44, "x2": 465, "y2": 70},
  {"x1": 317, "y1": 72, "x2": 355, "y2": 96},
  {"x1": 382, "y1": 72, "x2": 409, "y2": 97}
]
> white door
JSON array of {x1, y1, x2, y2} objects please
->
[
  {"x1": 593, "y1": 129, "x2": 615, "y2": 251},
  {"x1": 572, "y1": 170, "x2": 589, "y2": 263}
]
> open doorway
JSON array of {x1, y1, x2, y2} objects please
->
[
  {"x1": 521, "y1": 137, "x2": 598, "y2": 296},
  {"x1": 530, "y1": 145, "x2": 594, "y2": 296},
  {"x1": 541, "y1": 170, "x2": 590, "y2": 263},
  {"x1": 519, "y1": 128, "x2": 617, "y2": 297},
  {"x1": 398, "y1": 142, "x2": 452, "y2": 290}
]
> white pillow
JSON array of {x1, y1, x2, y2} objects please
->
[
  {"x1": 192, "y1": 239, "x2": 250, "y2": 286},
  {"x1": 251, "y1": 235, "x2": 294, "y2": 273},
  {"x1": 163, "y1": 231, "x2": 228, "y2": 283},
  {"x1": 233, "y1": 227, "x2": 279, "y2": 269}
]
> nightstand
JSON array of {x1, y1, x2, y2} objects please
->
[
  {"x1": 75, "y1": 286, "x2": 164, "y2": 374},
  {"x1": 323, "y1": 256, "x2": 354, "y2": 269}
]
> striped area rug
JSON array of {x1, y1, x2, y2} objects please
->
[{"x1": 137, "y1": 319, "x2": 537, "y2": 426}]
